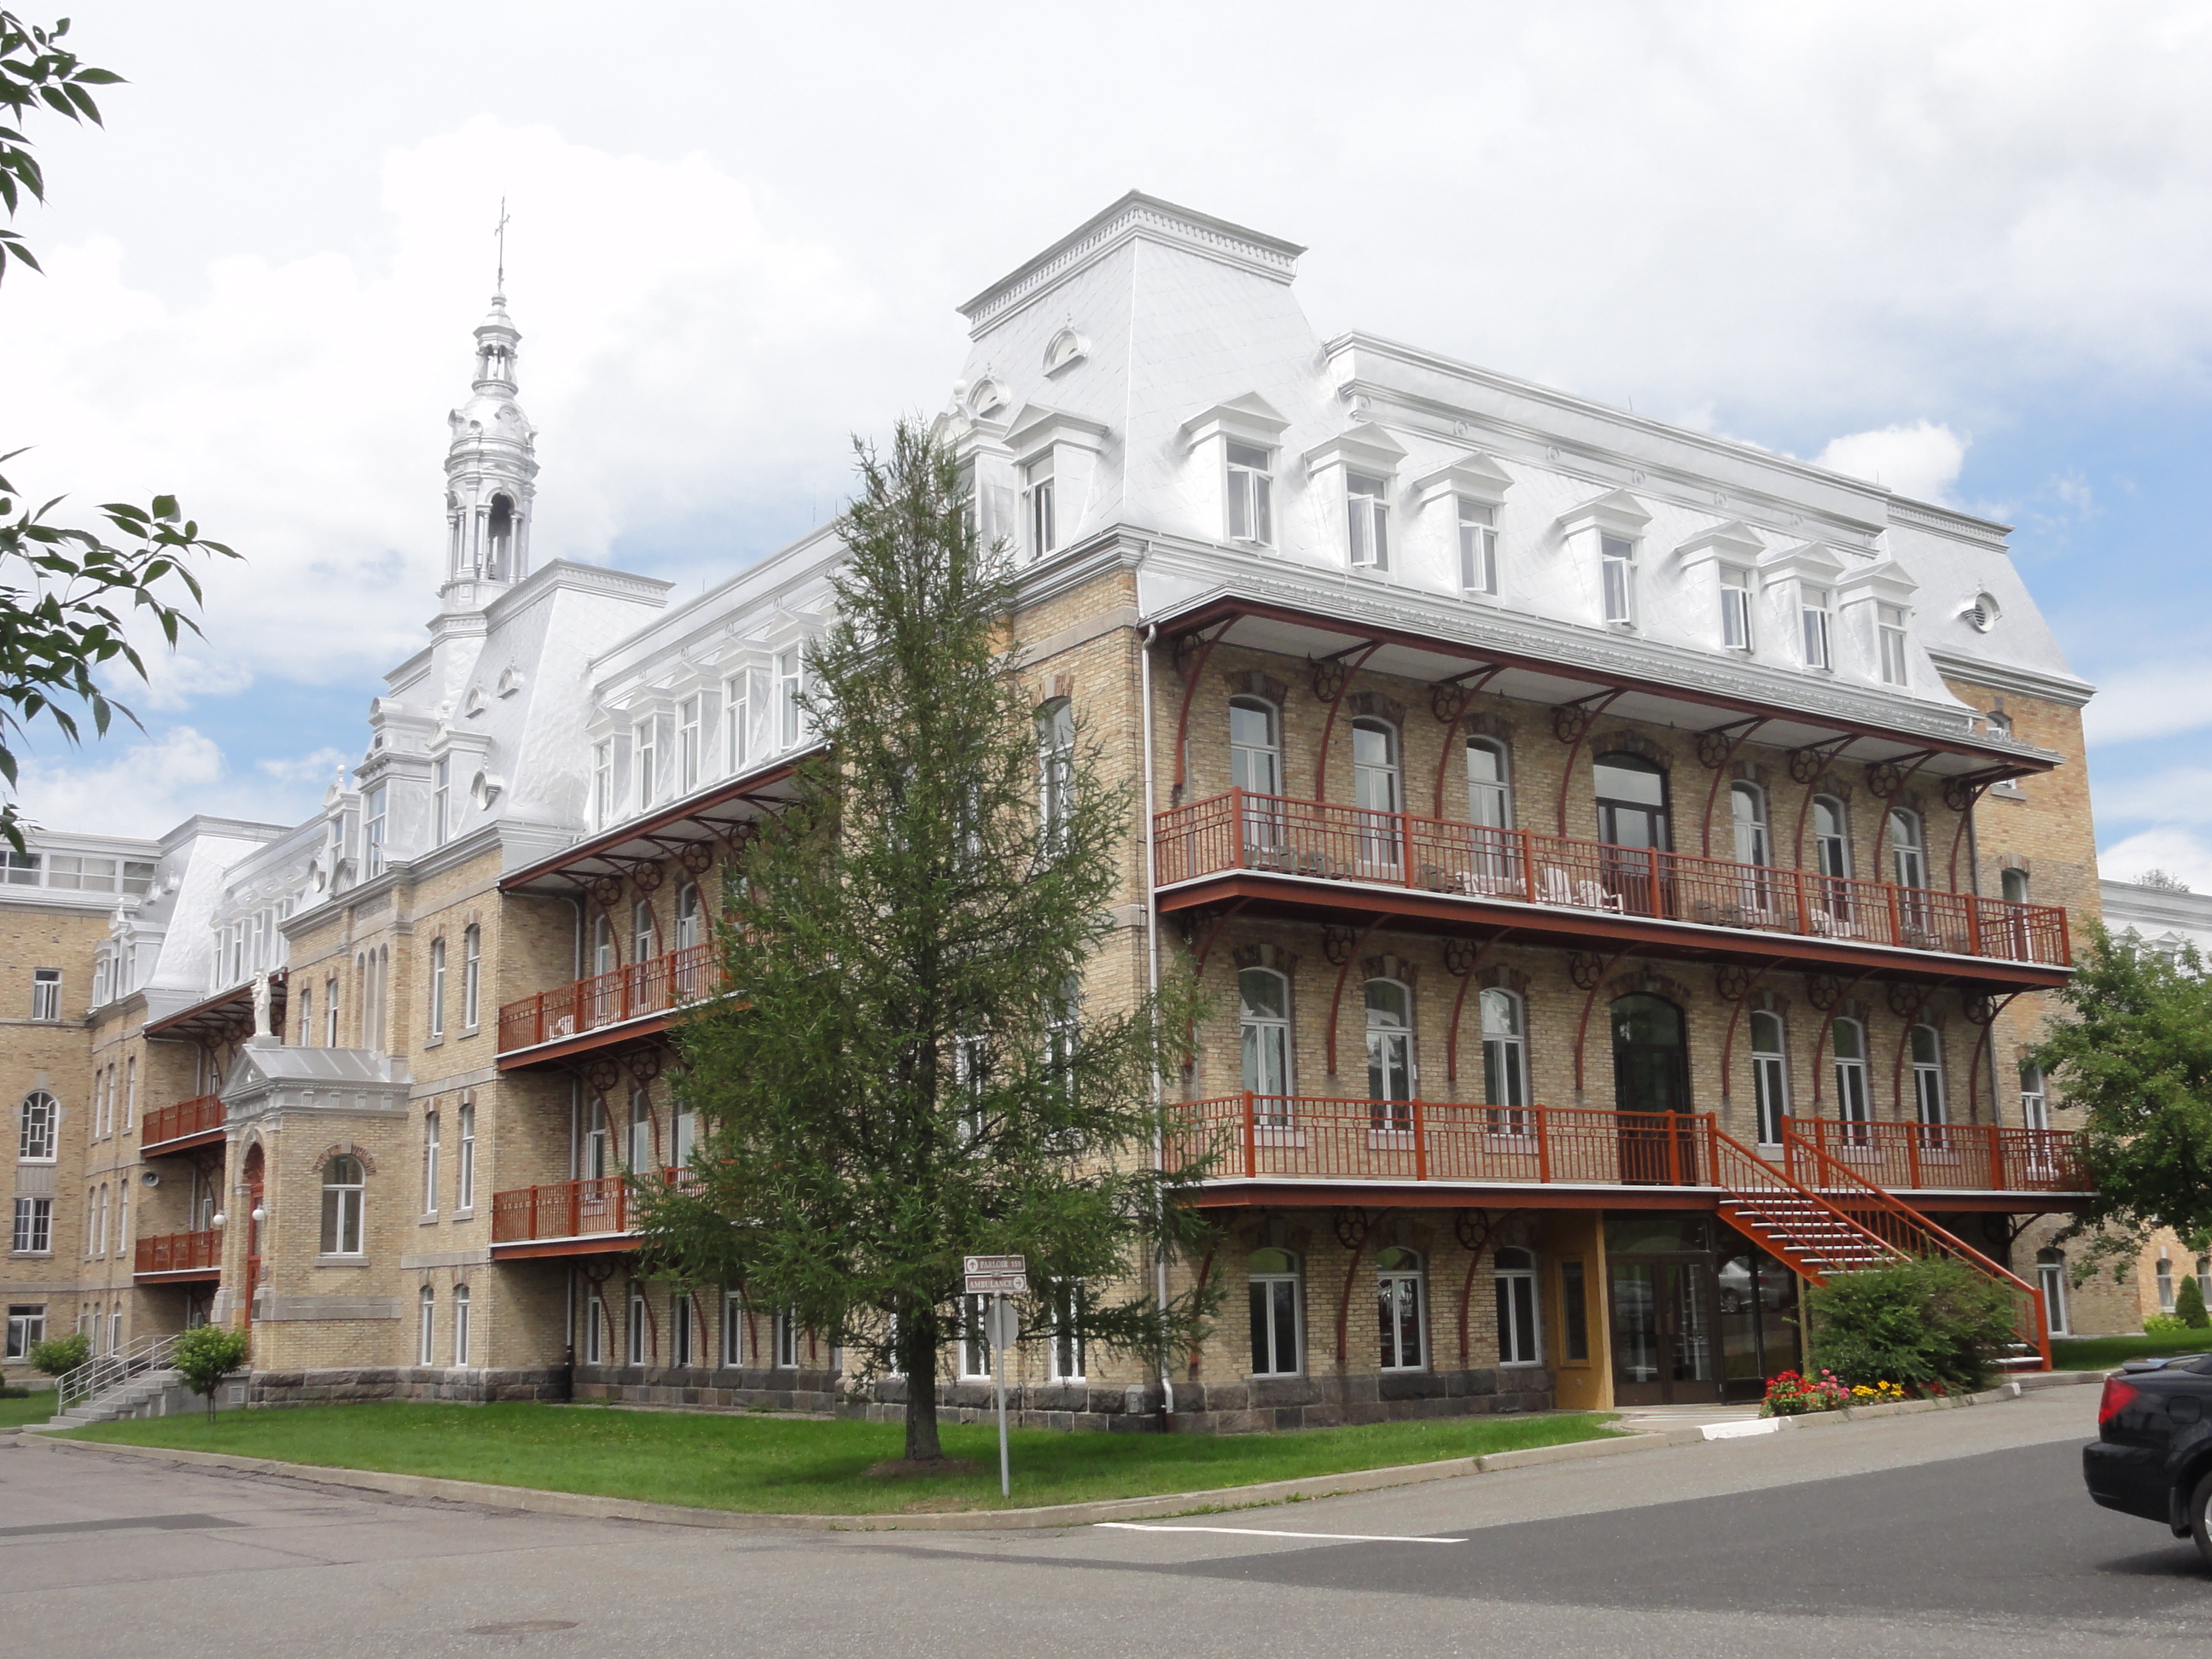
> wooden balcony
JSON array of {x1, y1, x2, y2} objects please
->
[
  {"x1": 1155, "y1": 789, "x2": 2071, "y2": 987},
  {"x1": 497, "y1": 943, "x2": 723, "y2": 1068},
  {"x1": 1173, "y1": 1093, "x2": 2087, "y2": 1209},
  {"x1": 488, "y1": 1172, "x2": 695, "y2": 1257},
  {"x1": 1789, "y1": 1119, "x2": 2087, "y2": 1195},
  {"x1": 134, "y1": 1228, "x2": 220, "y2": 1280},
  {"x1": 141, "y1": 1093, "x2": 224, "y2": 1155}
]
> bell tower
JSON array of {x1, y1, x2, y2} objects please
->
[{"x1": 440, "y1": 292, "x2": 538, "y2": 608}]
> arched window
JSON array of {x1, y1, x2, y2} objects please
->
[
  {"x1": 1352, "y1": 718, "x2": 1403, "y2": 870},
  {"x1": 1248, "y1": 1247, "x2": 1303, "y2": 1377},
  {"x1": 1911, "y1": 1025, "x2": 1947, "y2": 1132},
  {"x1": 1231, "y1": 697, "x2": 1283, "y2": 853},
  {"x1": 452, "y1": 1284, "x2": 472, "y2": 1366},
  {"x1": 1813, "y1": 795, "x2": 1851, "y2": 876},
  {"x1": 1730, "y1": 783, "x2": 1770, "y2": 867},
  {"x1": 1377, "y1": 1246, "x2": 1426, "y2": 1371},
  {"x1": 1467, "y1": 739, "x2": 1512, "y2": 829},
  {"x1": 462, "y1": 925, "x2": 481, "y2": 1028},
  {"x1": 18, "y1": 1091, "x2": 55, "y2": 1161},
  {"x1": 674, "y1": 882, "x2": 702, "y2": 952},
  {"x1": 1832, "y1": 1019, "x2": 1871, "y2": 1134},
  {"x1": 422, "y1": 1110, "x2": 440, "y2": 1214},
  {"x1": 2035, "y1": 1249, "x2": 2069, "y2": 1336},
  {"x1": 320, "y1": 1155, "x2": 365, "y2": 1255},
  {"x1": 672, "y1": 1094, "x2": 697, "y2": 1171},
  {"x1": 582, "y1": 1095, "x2": 609, "y2": 1179},
  {"x1": 1750, "y1": 1010, "x2": 1790, "y2": 1146},
  {"x1": 1037, "y1": 698, "x2": 1075, "y2": 846},
  {"x1": 1495, "y1": 1246, "x2": 1541, "y2": 1365},
  {"x1": 1481, "y1": 987, "x2": 1528, "y2": 1132},
  {"x1": 1365, "y1": 979, "x2": 1414, "y2": 1128},
  {"x1": 626, "y1": 1086, "x2": 655, "y2": 1173},
  {"x1": 417, "y1": 1285, "x2": 434, "y2": 1365},
  {"x1": 2158, "y1": 1257, "x2": 2176, "y2": 1313},
  {"x1": 1889, "y1": 809, "x2": 1926, "y2": 889},
  {"x1": 2000, "y1": 867, "x2": 2029, "y2": 905},
  {"x1": 486, "y1": 494, "x2": 514, "y2": 580},
  {"x1": 591, "y1": 913, "x2": 616, "y2": 976},
  {"x1": 428, "y1": 936, "x2": 446, "y2": 1039},
  {"x1": 2019, "y1": 1062, "x2": 2048, "y2": 1132},
  {"x1": 632, "y1": 899, "x2": 657, "y2": 963},
  {"x1": 1239, "y1": 968, "x2": 1291, "y2": 1115}
]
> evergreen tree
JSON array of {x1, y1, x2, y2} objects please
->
[
  {"x1": 2034, "y1": 923, "x2": 2212, "y2": 1279},
  {"x1": 640, "y1": 420, "x2": 1214, "y2": 1462}
]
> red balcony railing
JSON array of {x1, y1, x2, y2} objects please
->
[
  {"x1": 1155, "y1": 789, "x2": 2071, "y2": 968},
  {"x1": 134, "y1": 1228, "x2": 219, "y2": 1276},
  {"x1": 141, "y1": 1092, "x2": 224, "y2": 1151},
  {"x1": 1789, "y1": 1119, "x2": 2087, "y2": 1192},
  {"x1": 498, "y1": 942, "x2": 722, "y2": 1054},
  {"x1": 1172, "y1": 1092, "x2": 2081, "y2": 1196},
  {"x1": 490, "y1": 1169, "x2": 697, "y2": 1244}
]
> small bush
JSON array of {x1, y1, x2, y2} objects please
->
[
  {"x1": 1807, "y1": 1256, "x2": 2019, "y2": 1393},
  {"x1": 172, "y1": 1324, "x2": 251, "y2": 1421},
  {"x1": 26, "y1": 1332, "x2": 90, "y2": 1376},
  {"x1": 2145, "y1": 1313, "x2": 2191, "y2": 1336},
  {"x1": 2177, "y1": 1273, "x2": 2209, "y2": 1330},
  {"x1": 1761, "y1": 1370, "x2": 1850, "y2": 1416}
]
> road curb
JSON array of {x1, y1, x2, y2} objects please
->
[{"x1": 27, "y1": 1373, "x2": 2095, "y2": 1533}]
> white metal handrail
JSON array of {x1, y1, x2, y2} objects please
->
[{"x1": 55, "y1": 1331, "x2": 180, "y2": 1410}]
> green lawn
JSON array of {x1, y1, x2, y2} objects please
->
[
  {"x1": 0, "y1": 1389, "x2": 57, "y2": 1429},
  {"x1": 2054, "y1": 1330, "x2": 2212, "y2": 1373},
  {"x1": 62, "y1": 1401, "x2": 1619, "y2": 1514}
]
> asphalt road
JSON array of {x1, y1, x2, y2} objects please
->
[{"x1": 2, "y1": 1382, "x2": 2202, "y2": 1658}]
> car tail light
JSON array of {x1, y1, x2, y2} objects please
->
[{"x1": 2100, "y1": 1377, "x2": 2140, "y2": 1428}]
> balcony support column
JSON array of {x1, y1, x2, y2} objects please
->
[
  {"x1": 1323, "y1": 912, "x2": 1390, "y2": 1078},
  {"x1": 1787, "y1": 735, "x2": 1863, "y2": 870},
  {"x1": 1550, "y1": 690, "x2": 1624, "y2": 837},
  {"x1": 1428, "y1": 666, "x2": 1507, "y2": 820},
  {"x1": 1168, "y1": 619, "x2": 1238, "y2": 799},
  {"x1": 1443, "y1": 928, "x2": 1516, "y2": 1086},
  {"x1": 1310, "y1": 643, "x2": 1382, "y2": 805},
  {"x1": 1569, "y1": 947, "x2": 1633, "y2": 1102},
  {"x1": 1715, "y1": 959, "x2": 1786, "y2": 1106},
  {"x1": 1695, "y1": 717, "x2": 1771, "y2": 858},
  {"x1": 1806, "y1": 965, "x2": 1878, "y2": 1109}
]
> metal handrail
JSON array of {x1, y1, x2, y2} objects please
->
[{"x1": 55, "y1": 1331, "x2": 181, "y2": 1411}]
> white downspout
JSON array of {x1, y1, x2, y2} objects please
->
[{"x1": 1138, "y1": 580, "x2": 1174, "y2": 1429}]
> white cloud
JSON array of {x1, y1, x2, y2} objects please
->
[
  {"x1": 256, "y1": 746, "x2": 350, "y2": 787},
  {"x1": 2084, "y1": 665, "x2": 2212, "y2": 746},
  {"x1": 10, "y1": 727, "x2": 333, "y2": 838},
  {"x1": 1814, "y1": 422, "x2": 1969, "y2": 504},
  {"x1": 2100, "y1": 828, "x2": 2212, "y2": 894}
]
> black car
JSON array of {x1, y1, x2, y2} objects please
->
[{"x1": 2084, "y1": 1355, "x2": 2212, "y2": 1559}]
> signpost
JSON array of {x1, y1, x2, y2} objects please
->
[{"x1": 963, "y1": 1254, "x2": 1027, "y2": 1498}]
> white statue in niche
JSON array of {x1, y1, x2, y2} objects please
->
[{"x1": 251, "y1": 973, "x2": 272, "y2": 1039}]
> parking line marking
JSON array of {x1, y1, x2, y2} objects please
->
[{"x1": 1093, "y1": 1523, "x2": 1465, "y2": 1544}]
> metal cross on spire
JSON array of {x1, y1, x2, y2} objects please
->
[{"x1": 493, "y1": 197, "x2": 510, "y2": 294}]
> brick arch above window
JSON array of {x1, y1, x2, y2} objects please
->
[
  {"x1": 1362, "y1": 952, "x2": 1419, "y2": 987},
  {"x1": 1220, "y1": 668, "x2": 1290, "y2": 706},
  {"x1": 1602, "y1": 967, "x2": 1694, "y2": 1006},
  {"x1": 1476, "y1": 963, "x2": 1531, "y2": 996},
  {"x1": 1231, "y1": 941, "x2": 1302, "y2": 976},
  {"x1": 1462, "y1": 709, "x2": 1516, "y2": 743},
  {"x1": 313, "y1": 1139, "x2": 380, "y2": 1176},
  {"x1": 1730, "y1": 759, "x2": 1774, "y2": 788},
  {"x1": 1592, "y1": 730, "x2": 1669, "y2": 768},
  {"x1": 1344, "y1": 690, "x2": 1407, "y2": 726}
]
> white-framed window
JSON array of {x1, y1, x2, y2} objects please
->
[
  {"x1": 774, "y1": 1309, "x2": 800, "y2": 1370},
  {"x1": 678, "y1": 696, "x2": 701, "y2": 794},
  {"x1": 1495, "y1": 1246, "x2": 1541, "y2": 1365},
  {"x1": 1347, "y1": 472, "x2": 1390, "y2": 571},
  {"x1": 593, "y1": 741, "x2": 614, "y2": 829},
  {"x1": 1801, "y1": 586, "x2": 1834, "y2": 670},
  {"x1": 1720, "y1": 568, "x2": 1754, "y2": 650},
  {"x1": 422, "y1": 1111, "x2": 440, "y2": 1214},
  {"x1": 674, "y1": 883, "x2": 702, "y2": 953},
  {"x1": 1751, "y1": 1010, "x2": 1790, "y2": 1146},
  {"x1": 7, "y1": 1304, "x2": 48, "y2": 1359},
  {"x1": 1225, "y1": 442, "x2": 1273, "y2": 545},
  {"x1": 457, "y1": 1103, "x2": 475, "y2": 1211},
  {"x1": 1877, "y1": 603, "x2": 1910, "y2": 686},
  {"x1": 324, "y1": 975, "x2": 340, "y2": 1046},
  {"x1": 1812, "y1": 795, "x2": 1852, "y2": 908},
  {"x1": 672, "y1": 1096, "x2": 696, "y2": 1171},
  {"x1": 2001, "y1": 868, "x2": 2030, "y2": 905},
  {"x1": 1037, "y1": 698, "x2": 1074, "y2": 848},
  {"x1": 2159, "y1": 1257, "x2": 2176, "y2": 1312},
  {"x1": 2020, "y1": 1062, "x2": 2048, "y2": 1132},
  {"x1": 1458, "y1": 498, "x2": 1498, "y2": 594},
  {"x1": 1601, "y1": 534, "x2": 1637, "y2": 625},
  {"x1": 321, "y1": 1155, "x2": 366, "y2": 1254},
  {"x1": 93, "y1": 955, "x2": 110, "y2": 1007},
  {"x1": 634, "y1": 719, "x2": 658, "y2": 812},
  {"x1": 418, "y1": 1286, "x2": 435, "y2": 1365},
  {"x1": 626, "y1": 1086, "x2": 655, "y2": 1173},
  {"x1": 628, "y1": 1288, "x2": 648, "y2": 1366},
  {"x1": 1889, "y1": 809, "x2": 1926, "y2": 890},
  {"x1": 1833, "y1": 1018, "x2": 1871, "y2": 1133},
  {"x1": 1049, "y1": 1281, "x2": 1086, "y2": 1382},
  {"x1": 364, "y1": 785, "x2": 388, "y2": 876},
  {"x1": 432, "y1": 755, "x2": 451, "y2": 846},
  {"x1": 428, "y1": 936, "x2": 446, "y2": 1039},
  {"x1": 1377, "y1": 1245, "x2": 1426, "y2": 1371},
  {"x1": 1467, "y1": 739, "x2": 1512, "y2": 830},
  {"x1": 778, "y1": 649, "x2": 804, "y2": 749},
  {"x1": 1248, "y1": 1247, "x2": 1303, "y2": 1377},
  {"x1": 1230, "y1": 696, "x2": 1281, "y2": 797},
  {"x1": 591, "y1": 913, "x2": 616, "y2": 980},
  {"x1": 31, "y1": 967, "x2": 60, "y2": 1022},
  {"x1": 1365, "y1": 977, "x2": 1415, "y2": 1131},
  {"x1": 92, "y1": 1185, "x2": 108, "y2": 1256},
  {"x1": 1024, "y1": 453, "x2": 1057, "y2": 559},
  {"x1": 1239, "y1": 967, "x2": 1292, "y2": 1113},
  {"x1": 18, "y1": 1091, "x2": 55, "y2": 1161},
  {"x1": 123, "y1": 1057, "x2": 135, "y2": 1131},
  {"x1": 723, "y1": 1291, "x2": 747, "y2": 1367},
  {"x1": 585, "y1": 1294, "x2": 605, "y2": 1365},
  {"x1": 0, "y1": 848, "x2": 38, "y2": 884},
  {"x1": 632, "y1": 898, "x2": 657, "y2": 964},
  {"x1": 298, "y1": 982, "x2": 313, "y2": 1045},
  {"x1": 1730, "y1": 782, "x2": 1772, "y2": 875},
  {"x1": 2036, "y1": 1250, "x2": 2069, "y2": 1336},
  {"x1": 960, "y1": 1295, "x2": 993, "y2": 1380},
  {"x1": 723, "y1": 675, "x2": 748, "y2": 776},
  {"x1": 1481, "y1": 987, "x2": 1528, "y2": 1131},
  {"x1": 11, "y1": 1196, "x2": 52, "y2": 1254},
  {"x1": 462, "y1": 926, "x2": 481, "y2": 1028},
  {"x1": 1911, "y1": 1024, "x2": 1947, "y2": 1128},
  {"x1": 672, "y1": 1290, "x2": 693, "y2": 1368}
]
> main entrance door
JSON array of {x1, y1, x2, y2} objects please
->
[
  {"x1": 1605, "y1": 1214, "x2": 1720, "y2": 1406},
  {"x1": 1612, "y1": 993, "x2": 1697, "y2": 1184}
]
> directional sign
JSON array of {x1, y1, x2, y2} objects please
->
[{"x1": 964, "y1": 1254, "x2": 1027, "y2": 1296}]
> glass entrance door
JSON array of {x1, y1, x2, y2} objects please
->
[
  {"x1": 1716, "y1": 1243, "x2": 1803, "y2": 1400},
  {"x1": 1613, "y1": 994, "x2": 1697, "y2": 1184},
  {"x1": 1610, "y1": 1254, "x2": 1720, "y2": 1406}
]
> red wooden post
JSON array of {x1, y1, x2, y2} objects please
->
[
  {"x1": 1413, "y1": 1097, "x2": 1428, "y2": 1181},
  {"x1": 1521, "y1": 830, "x2": 1538, "y2": 903},
  {"x1": 1906, "y1": 1125, "x2": 1924, "y2": 1190},
  {"x1": 1648, "y1": 851, "x2": 1663, "y2": 918},
  {"x1": 1791, "y1": 869, "x2": 1810, "y2": 936},
  {"x1": 1535, "y1": 1105, "x2": 1552, "y2": 1184},
  {"x1": 1885, "y1": 882, "x2": 1903, "y2": 947},
  {"x1": 1243, "y1": 1091, "x2": 1257, "y2": 1179},
  {"x1": 1965, "y1": 893, "x2": 1984, "y2": 958},
  {"x1": 1666, "y1": 1113, "x2": 1682, "y2": 1185}
]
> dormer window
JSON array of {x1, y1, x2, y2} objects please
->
[
  {"x1": 1226, "y1": 444, "x2": 1274, "y2": 545},
  {"x1": 1877, "y1": 603, "x2": 1909, "y2": 686},
  {"x1": 634, "y1": 719, "x2": 658, "y2": 811},
  {"x1": 1024, "y1": 454, "x2": 1057, "y2": 559},
  {"x1": 1720, "y1": 568, "x2": 1754, "y2": 651},
  {"x1": 1601, "y1": 535, "x2": 1637, "y2": 626},
  {"x1": 779, "y1": 649, "x2": 805, "y2": 748},
  {"x1": 1458, "y1": 500, "x2": 1498, "y2": 595},
  {"x1": 593, "y1": 741, "x2": 614, "y2": 829},
  {"x1": 678, "y1": 696, "x2": 701, "y2": 794},
  {"x1": 431, "y1": 757, "x2": 451, "y2": 846},
  {"x1": 1802, "y1": 586, "x2": 1835, "y2": 671},
  {"x1": 1348, "y1": 473, "x2": 1390, "y2": 571},
  {"x1": 364, "y1": 785, "x2": 387, "y2": 877}
]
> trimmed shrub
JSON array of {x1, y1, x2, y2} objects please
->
[
  {"x1": 2145, "y1": 1313, "x2": 2191, "y2": 1336},
  {"x1": 172, "y1": 1324, "x2": 251, "y2": 1421},
  {"x1": 26, "y1": 1332, "x2": 90, "y2": 1376},
  {"x1": 1807, "y1": 1256, "x2": 2019, "y2": 1393},
  {"x1": 2177, "y1": 1272, "x2": 2209, "y2": 1330}
]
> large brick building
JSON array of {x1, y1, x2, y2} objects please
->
[{"x1": 3, "y1": 196, "x2": 2112, "y2": 1421}]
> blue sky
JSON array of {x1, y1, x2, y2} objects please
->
[{"x1": 7, "y1": 0, "x2": 2211, "y2": 883}]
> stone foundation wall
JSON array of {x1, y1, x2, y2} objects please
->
[
  {"x1": 570, "y1": 1364, "x2": 843, "y2": 1413},
  {"x1": 247, "y1": 1365, "x2": 568, "y2": 1406},
  {"x1": 1165, "y1": 1366, "x2": 1553, "y2": 1433}
]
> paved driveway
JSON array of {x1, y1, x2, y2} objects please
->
[{"x1": 2, "y1": 1383, "x2": 2199, "y2": 1658}]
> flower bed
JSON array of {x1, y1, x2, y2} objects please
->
[{"x1": 1760, "y1": 1370, "x2": 1946, "y2": 1417}]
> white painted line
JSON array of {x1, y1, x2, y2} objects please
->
[
  {"x1": 1094, "y1": 1523, "x2": 1465, "y2": 1544},
  {"x1": 1700, "y1": 1418, "x2": 1783, "y2": 1441}
]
